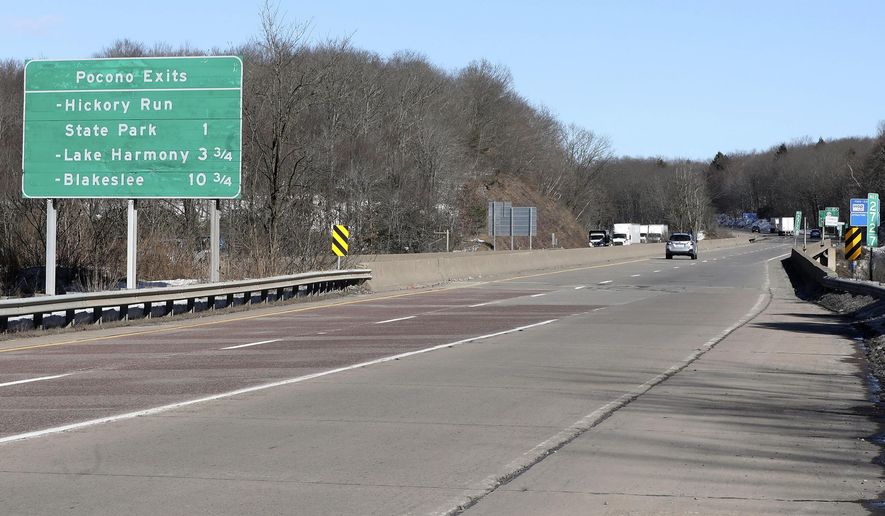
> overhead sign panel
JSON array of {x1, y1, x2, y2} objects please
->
[{"x1": 22, "y1": 56, "x2": 243, "y2": 199}]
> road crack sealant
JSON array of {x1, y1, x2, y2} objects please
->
[{"x1": 440, "y1": 252, "x2": 786, "y2": 516}]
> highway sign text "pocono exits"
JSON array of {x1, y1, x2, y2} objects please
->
[{"x1": 22, "y1": 56, "x2": 242, "y2": 199}]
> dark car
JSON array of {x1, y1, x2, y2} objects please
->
[
  {"x1": 809, "y1": 228, "x2": 822, "y2": 240},
  {"x1": 666, "y1": 233, "x2": 697, "y2": 260}
]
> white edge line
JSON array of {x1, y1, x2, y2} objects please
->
[
  {"x1": 0, "y1": 373, "x2": 72, "y2": 388},
  {"x1": 574, "y1": 286, "x2": 586, "y2": 290},
  {"x1": 653, "y1": 270, "x2": 661, "y2": 273},
  {"x1": 598, "y1": 280, "x2": 612, "y2": 285},
  {"x1": 0, "y1": 319, "x2": 558, "y2": 445},
  {"x1": 374, "y1": 315, "x2": 416, "y2": 325},
  {"x1": 631, "y1": 274, "x2": 641, "y2": 277},
  {"x1": 530, "y1": 293, "x2": 546, "y2": 298},
  {"x1": 221, "y1": 338, "x2": 282, "y2": 350}
]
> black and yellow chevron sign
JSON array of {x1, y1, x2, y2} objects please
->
[
  {"x1": 844, "y1": 226, "x2": 864, "y2": 261},
  {"x1": 332, "y1": 225, "x2": 350, "y2": 257}
]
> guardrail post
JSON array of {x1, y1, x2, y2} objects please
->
[
  {"x1": 244, "y1": 291, "x2": 252, "y2": 305},
  {"x1": 207, "y1": 296, "x2": 216, "y2": 310},
  {"x1": 1, "y1": 316, "x2": 7, "y2": 332},
  {"x1": 143, "y1": 301, "x2": 152, "y2": 318},
  {"x1": 45, "y1": 199, "x2": 57, "y2": 296},
  {"x1": 165, "y1": 300, "x2": 174, "y2": 316},
  {"x1": 186, "y1": 298, "x2": 195, "y2": 313},
  {"x1": 260, "y1": 289, "x2": 268, "y2": 303},
  {"x1": 226, "y1": 293, "x2": 234, "y2": 308},
  {"x1": 120, "y1": 304, "x2": 129, "y2": 321},
  {"x1": 93, "y1": 307, "x2": 102, "y2": 324},
  {"x1": 65, "y1": 309, "x2": 75, "y2": 327},
  {"x1": 34, "y1": 312, "x2": 43, "y2": 329}
]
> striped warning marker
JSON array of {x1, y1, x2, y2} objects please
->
[
  {"x1": 844, "y1": 226, "x2": 863, "y2": 261},
  {"x1": 332, "y1": 225, "x2": 349, "y2": 257}
]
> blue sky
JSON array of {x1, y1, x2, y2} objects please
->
[{"x1": 3, "y1": 0, "x2": 883, "y2": 160}]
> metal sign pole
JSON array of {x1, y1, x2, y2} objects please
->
[
  {"x1": 45, "y1": 199, "x2": 57, "y2": 296},
  {"x1": 127, "y1": 199, "x2": 138, "y2": 289},
  {"x1": 210, "y1": 199, "x2": 221, "y2": 283},
  {"x1": 492, "y1": 206, "x2": 496, "y2": 251},
  {"x1": 529, "y1": 209, "x2": 533, "y2": 250}
]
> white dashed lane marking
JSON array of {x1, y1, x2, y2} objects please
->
[
  {"x1": 222, "y1": 339, "x2": 282, "y2": 350},
  {"x1": 375, "y1": 315, "x2": 417, "y2": 325},
  {"x1": 0, "y1": 374, "x2": 72, "y2": 388}
]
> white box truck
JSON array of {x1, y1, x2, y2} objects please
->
[
  {"x1": 646, "y1": 224, "x2": 668, "y2": 243},
  {"x1": 778, "y1": 217, "x2": 794, "y2": 236},
  {"x1": 612, "y1": 223, "x2": 642, "y2": 245}
]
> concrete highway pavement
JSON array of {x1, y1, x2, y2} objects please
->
[
  {"x1": 465, "y1": 247, "x2": 884, "y2": 515},
  {"x1": 0, "y1": 239, "x2": 881, "y2": 514}
]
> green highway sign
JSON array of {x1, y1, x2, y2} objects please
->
[
  {"x1": 820, "y1": 207, "x2": 839, "y2": 227},
  {"x1": 22, "y1": 56, "x2": 242, "y2": 198},
  {"x1": 869, "y1": 193, "x2": 880, "y2": 247}
]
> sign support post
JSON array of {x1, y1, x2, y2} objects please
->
[
  {"x1": 492, "y1": 208, "x2": 496, "y2": 251},
  {"x1": 126, "y1": 199, "x2": 137, "y2": 289},
  {"x1": 210, "y1": 199, "x2": 220, "y2": 282},
  {"x1": 45, "y1": 199, "x2": 56, "y2": 296},
  {"x1": 804, "y1": 217, "x2": 808, "y2": 249},
  {"x1": 529, "y1": 215, "x2": 533, "y2": 250}
]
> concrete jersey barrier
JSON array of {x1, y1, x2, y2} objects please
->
[{"x1": 360, "y1": 237, "x2": 746, "y2": 291}]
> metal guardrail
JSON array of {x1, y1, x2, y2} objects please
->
[
  {"x1": 790, "y1": 244, "x2": 885, "y2": 299},
  {"x1": 0, "y1": 269, "x2": 372, "y2": 332}
]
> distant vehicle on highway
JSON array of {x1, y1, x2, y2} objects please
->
[
  {"x1": 612, "y1": 223, "x2": 641, "y2": 246},
  {"x1": 666, "y1": 232, "x2": 697, "y2": 260},
  {"x1": 809, "y1": 228, "x2": 822, "y2": 240},
  {"x1": 588, "y1": 230, "x2": 611, "y2": 247}
]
